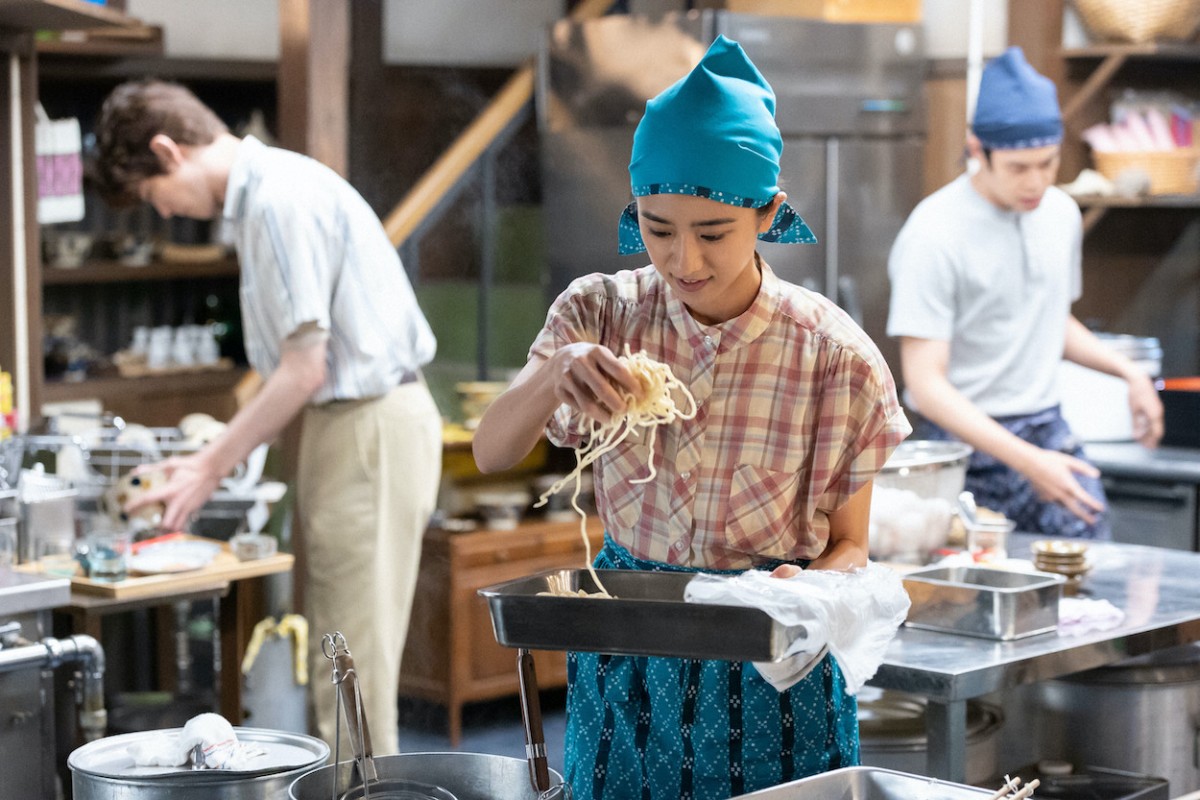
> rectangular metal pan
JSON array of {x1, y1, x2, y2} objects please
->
[
  {"x1": 902, "y1": 565, "x2": 1065, "y2": 641},
  {"x1": 478, "y1": 568, "x2": 793, "y2": 662},
  {"x1": 730, "y1": 765, "x2": 993, "y2": 799}
]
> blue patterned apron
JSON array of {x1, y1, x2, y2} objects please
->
[
  {"x1": 915, "y1": 405, "x2": 1111, "y2": 540},
  {"x1": 563, "y1": 534, "x2": 859, "y2": 800}
]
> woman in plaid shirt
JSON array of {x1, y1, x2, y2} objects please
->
[{"x1": 474, "y1": 36, "x2": 910, "y2": 800}]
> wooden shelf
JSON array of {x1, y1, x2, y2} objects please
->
[
  {"x1": 1075, "y1": 193, "x2": 1200, "y2": 235},
  {"x1": 0, "y1": 0, "x2": 133, "y2": 31},
  {"x1": 1063, "y1": 42, "x2": 1200, "y2": 61},
  {"x1": 42, "y1": 367, "x2": 248, "y2": 401},
  {"x1": 41, "y1": 367, "x2": 249, "y2": 426},
  {"x1": 43, "y1": 256, "x2": 239, "y2": 284},
  {"x1": 1075, "y1": 195, "x2": 1200, "y2": 208},
  {"x1": 35, "y1": 24, "x2": 163, "y2": 57},
  {"x1": 37, "y1": 54, "x2": 277, "y2": 82}
]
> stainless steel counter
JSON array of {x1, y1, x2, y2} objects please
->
[
  {"x1": 869, "y1": 534, "x2": 1200, "y2": 782},
  {"x1": 0, "y1": 568, "x2": 69, "y2": 618},
  {"x1": 1086, "y1": 442, "x2": 1200, "y2": 484}
]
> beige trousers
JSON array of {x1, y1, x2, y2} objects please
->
[{"x1": 298, "y1": 381, "x2": 442, "y2": 756}]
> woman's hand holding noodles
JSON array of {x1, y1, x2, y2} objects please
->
[{"x1": 549, "y1": 342, "x2": 642, "y2": 424}]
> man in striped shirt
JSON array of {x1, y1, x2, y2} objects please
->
[{"x1": 93, "y1": 80, "x2": 442, "y2": 754}]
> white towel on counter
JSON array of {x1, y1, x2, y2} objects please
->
[
  {"x1": 1057, "y1": 597, "x2": 1125, "y2": 637},
  {"x1": 128, "y1": 713, "x2": 265, "y2": 770},
  {"x1": 684, "y1": 562, "x2": 911, "y2": 694}
]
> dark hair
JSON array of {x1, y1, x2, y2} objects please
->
[
  {"x1": 91, "y1": 80, "x2": 228, "y2": 207},
  {"x1": 981, "y1": 146, "x2": 993, "y2": 166}
]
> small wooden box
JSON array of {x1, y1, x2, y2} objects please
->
[{"x1": 693, "y1": 0, "x2": 921, "y2": 23}]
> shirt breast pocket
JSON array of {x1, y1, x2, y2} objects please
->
[{"x1": 725, "y1": 463, "x2": 805, "y2": 560}]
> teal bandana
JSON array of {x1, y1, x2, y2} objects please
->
[{"x1": 618, "y1": 35, "x2": 816, "y2": 256}]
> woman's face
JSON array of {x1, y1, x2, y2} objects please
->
[{"x1": 637, "y1": 192, "x2": 782, "y2": 325}]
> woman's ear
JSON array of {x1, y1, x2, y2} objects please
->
[
  {"x1": 758, "y1": 191, "x2": 787, "y2": 235},
  {"x1": 148, "y1": 134, "x2": 184, "y2": 172}
]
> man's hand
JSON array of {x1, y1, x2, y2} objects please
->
[
  {"x1": 1127, "y1": 372, "x2": 1164, "y2": 448},
  {"x1": 126, "y1": 452, "x2": 223, "y2": 532},
  {"x1": 1020, "y1": 449, "x2": 1105, "y2": 525}
]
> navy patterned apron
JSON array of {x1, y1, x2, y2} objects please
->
[
  {"x1": 562, "y1": 534, "x2": 859, "y2": 800},
  {"x1": 915, "y1": 405, "x2": 1111, "y2": 539}
]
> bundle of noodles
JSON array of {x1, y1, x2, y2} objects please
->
[{"x1": 535, "y1": 346, "x2": 698, "y2": 597}]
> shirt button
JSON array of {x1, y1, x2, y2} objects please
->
[
  {"x1": 704, "y1": 335, "x2": 713, "y2": 346},
  {"x1": 681, "y1": 471, "x2": 690, "y2": 480},
  {"x1": 673, "y1": 541, "x2": 686, "y2": 551}
]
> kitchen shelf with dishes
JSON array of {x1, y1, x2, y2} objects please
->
[{"x1": 43, "y1": 255, "x2": 240, "y2": 285}]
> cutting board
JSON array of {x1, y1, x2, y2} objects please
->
[{"x1": 15, "y1": 535, "x2": 292, "y2": 600}]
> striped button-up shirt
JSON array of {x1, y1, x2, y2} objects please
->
[
  {"x1": 531, "y1": 260, "x2": 910, "y2": 569},
  {"x1": 222, "y1": 136, "x2": 436, "y2": 404}
]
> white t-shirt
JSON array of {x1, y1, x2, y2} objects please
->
[{"x1": 886, "y1": 173, "x2": 1082, "y2": 418}]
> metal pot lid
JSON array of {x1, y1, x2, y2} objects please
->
[
  {"x1": 1065, "y1": 642, "x2": 1200, "y2": 686},
  {"x1": 1096, "y1": 332, "x2": 1163, "y2": 362},
  {"x1": 880, "y1": 440, "x2": 973, "y2": 472},
  {"x1": 857, "y1": 689, "x2": 1000, "y2": 744},
  {"x1": 68, "y1": 726, "x2": 329, "y2": 782}
]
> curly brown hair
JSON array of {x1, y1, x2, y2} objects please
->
[{"x1": 92, "y1": 80, "x2": 228, "y2": 207}]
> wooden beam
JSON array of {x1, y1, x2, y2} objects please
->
[
  {"x1": 1007, "y1": 0, "x2": 1065, "y2": 86},
  {"x1": 1060, "y1": 53, "x2": 1127, "y2": 126},
  {"x1": 277, "y1": 0, "x2": 348, "y2": 175},
  {"x1": 382, "y1": 0, "x2": 614, "y2": 248}
]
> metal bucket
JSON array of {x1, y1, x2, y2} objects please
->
[
  {"x1": 289, "y1": 752, "x2": 566, "y2": 800},
  {"x1": 1039, "y1": 643, "x2": 1200, "y2": 795},
  {"x1": 69, "y1": 726, "x2": 329, "y2": 800},
  {"x1": 857, "y1": 688, "x2": 1004, "y2": 785}
]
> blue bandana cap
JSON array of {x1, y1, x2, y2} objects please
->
[
  {"x1": 618, "y1": 35, "x2": 816, "y2": 255},
  {"x1": 972, "y1": 46, "x2": 1063, "y2": 150}
]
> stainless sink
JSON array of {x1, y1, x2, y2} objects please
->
[{"x1": 731, "y1": 766, "x2": 993, "y2": 799}]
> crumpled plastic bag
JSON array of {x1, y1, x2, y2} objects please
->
[
  {"x1": 683, "y1": 562, "x2": 910, "y2": 695},
  {"x1": 128, "y1": 713, "x2": 265, "y2": 770}
]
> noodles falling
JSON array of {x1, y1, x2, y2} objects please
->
[{"x1": 536, "y1": 347, "x2": 698, "y2": 597}]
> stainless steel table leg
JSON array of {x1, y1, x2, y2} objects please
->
[{"x1": 925, "y1": 698, "x2": 967, "y2": 783}]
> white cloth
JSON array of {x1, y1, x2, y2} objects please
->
[
  {"x1": 222, "y1": 136, "x2": 437, "y2": 404},
  {"x1": 683, "y1": 562, "x2": 911, "y2": 694},
  {"x1": 1058, "y1": 596, "x2": 1125, "y2": 636},
  {"x1": 887, "y1": 174, "x2": 1082, "y2": 418},
  {"x1": 128, "y1": 713, "x2": 263, "y2": 770}
]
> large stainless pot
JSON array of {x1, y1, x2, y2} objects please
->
[
  {"x1": 857, "y1": 688, "x2": 1004, "y2": 785},
  {"x1": 69, "y1": 726, "x2": 329, "y2": 800},
  {"x1": 1038, "y1": 643, "x2": 1200, "y2": 795},
  {"x1": 289, "y1": 752, "x2": 564, "y2": 800}
]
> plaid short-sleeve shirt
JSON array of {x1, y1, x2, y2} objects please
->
[{"x1": 530, "y1": 259, "x2": 911, "y2": 570}]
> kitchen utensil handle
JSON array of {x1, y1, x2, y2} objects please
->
[
  {"x1": 518, "y1": 648, "x2": 551, "y2": 793},
  {"x1": 335, "y1": 649, "x2": 379, "y2": 785}
]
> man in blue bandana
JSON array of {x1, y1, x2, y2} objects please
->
[{"x1": 887, "y1": 47, "x2": 1163, "y2": 538}]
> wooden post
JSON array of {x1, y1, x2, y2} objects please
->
[{"x1": 277, "y1": 0, "x2": 349, "y2": 175}]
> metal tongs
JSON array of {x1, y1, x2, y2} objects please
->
[
  {"x1": 323, "y1": 632, "x2": 378, "y2": 798},
  {"x1": 322, "y1": 632, "x2": 457, "y2": 800},
  {"x1": 517, "y1": 648, "x2": 572, "y2": 800}
]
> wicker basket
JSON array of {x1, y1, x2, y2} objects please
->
[
  {"x1": 1072, "y1": 0, "x2": 1200, "y2": 43},
  {"x1": 1092, "y1": 148, "x2": 1200, "y2": 195}
]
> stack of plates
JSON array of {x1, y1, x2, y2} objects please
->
[{"x1": 1031, "y1": 539, "x2": 1091, "y2": 593}]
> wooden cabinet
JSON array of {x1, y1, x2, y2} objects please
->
[{"x1": 399, "y1": 516, "x2": 604, "y2": 745}]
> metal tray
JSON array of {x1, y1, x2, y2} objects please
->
[
  {"x1": 730, "y1": 765, "x2": 993, "y2": 799},
  {"x1": 902, "y1": 565, "x2": 1064, "y2": 641},
  {"x1": 478, "y1": 568, "x2": 793, "y2": 662}
]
